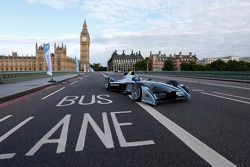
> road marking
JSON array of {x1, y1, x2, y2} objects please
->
[
  {"x1": 42, "y1": 87, "x2": 65, "y2": 100},
  {"x1": 101, "y1": 73, "x2": 108, "y2": 77},
  {"x1": 129, "y1": 95, "x2": 236, "y2": 167},
  {"x1": 26, "y1": 115, "x2": 71, "y2": 156},
  {"x1": 0, "y1": 115, "x2": 12, "y2": 123},
  {"x1": 0, "y1": 117, "x2": 34, "y2": 143},
  {"x1": 0, "y1": 153, "x2": 16, "y2": 159},
  {"x1": 201, "y1": 82, "x2": 250, "y2": 90},
  {"x1": 70, "y1": 81, "x2": 78, "y2": 85},
  {"x1": 192, "y1": 89, "x2": 204, "y2": 92},
  {"x1": 75, "y1": 112, "x2": 114, "y2": 151},
  {"x1": 201, "y1": 92, "x2": 250, "y2": 105},
  {"x1": 111, "y1": 111, "x2": 155, "y2": 147},
  {"x1": 80, "y1": 77, "x2": 83, "y2": 80},
  {"x1": 212, "y1": 91, "x2": 250, "y2": 100}
]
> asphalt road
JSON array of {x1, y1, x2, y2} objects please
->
[{"x1": 0, "y1": 72, "x2": 249, "y2": 167}]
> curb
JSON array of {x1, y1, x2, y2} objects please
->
[{"x1": 0, "y1": 75, "x2": 78, "y2": 104}]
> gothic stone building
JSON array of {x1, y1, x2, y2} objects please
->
[
  {"x1": 107, "y1": 50, "x2": 144, "y2": 72},
  {"x1": 0, "y1": 43, "x2": 75, "y2": 72}
]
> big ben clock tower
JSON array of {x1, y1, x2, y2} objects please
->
[{"x1": 80, "y1": 19, "x2": 90, "y2": 72}]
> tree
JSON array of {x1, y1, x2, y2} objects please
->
[
  {"x1": 134, "y1": 60, "x2": 147, "y2": 71},
  {"x1": 162, "y1": 60, "x2": 174, "y2": 71}
]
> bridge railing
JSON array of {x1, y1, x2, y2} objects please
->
[
  {"x1": 136, "y1": 71, "x2": 250, "y2": 81},
  {"x1": 0, "y1": 71, "x2": 75, "y2": 84}
]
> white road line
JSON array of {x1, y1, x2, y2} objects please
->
[
  {"x1": 212, "y1": 91, "x2": 250, "y2": 100},
  {"x1": 70, "y1": 81, "x2": 78, "y2": 86},
  {"x1": 80, "y1": 77, "x2": 83, "y2": 80},
  {"x1": 0, "y1": 153, "x2": 16, "y2": 159},
  {"x1": 192, "y1": 89, "x2": 204, "y2": 92},
  {"x1": 201, "y1": 92, "x2": 250, "y2": 105},
  {"x1": 0, "y1": 117, "x2": 34, "y2": 143},
  {"x1": 201, "y1": 82, "x2": 250, "y2": 90},
  {"x1": 0, "y1": 115, "x2": 12, "y2": 123},
  {"x1": 128, "y1": 95, "x2": 236, "y2": 167},
  {"x1": 101, "y1": 73, "x2": 108, "y2": 77},
  {"x1": 41, "y1": 87, "x2": 65, "y2": 100}
]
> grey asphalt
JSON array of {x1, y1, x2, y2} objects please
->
[{"x1": 0, "y1": 72, "x2": 249, "y2": 167}]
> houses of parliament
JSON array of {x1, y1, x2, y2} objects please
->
[{"x1": 0, "y1": 21, "x2": 90, "y2": 72}]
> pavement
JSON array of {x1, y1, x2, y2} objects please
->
[
  {"x1": 0, "y1": 74, "x2": 79, "y2": 103},
  {"x1": 0, "y1": 72, "x2": 249, "y2": 167}
]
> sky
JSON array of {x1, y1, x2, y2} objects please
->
[{"x1": 0, "y1": 0, "x2": 250, "y2": 66}]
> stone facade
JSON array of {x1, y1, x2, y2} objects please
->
[
  {"x1": 149, "y1": 51, "x2": 168, "y2": 71},
  {"x1": 80, "y1": 20, "x2": 90, "y2": 72},
  {"x1": 0, "y1": 43, "x2": 75, "y2": 72},
  {"x1": 148, "y1": 51, "x2": 198, "y2": 71},
  {"x1": 107, "y1": 50, "x2": 144, "y2": 72}
]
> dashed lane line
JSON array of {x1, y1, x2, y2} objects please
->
[
  {"x1": 201, "y1": 92, "x2": 250, "y2": 105},
  {"x1": 70, "y1": 81, "x2": 78, "y2": 86},
  {"x1": 41, "y1": 87, "x2": 65, "y2": 100},
  {"x1": 101, "y1": 73, "x2": 108, "y2": 78},
  {"x1": 0, "y1": 153, "x2": 16, "y2": 160},
  {"x1": 212, "y1": 91, "x2": 250, "y2": 100},
  {"x1": 129, "y1": 95, "x2": 236, "y2": 167},
  {"x1": 0, "y1": 115, "x2": 12, "y2": 123}
]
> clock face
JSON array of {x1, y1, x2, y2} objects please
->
[{"x1": 82, "y1": 37, "x2": 87, "y2": 42}]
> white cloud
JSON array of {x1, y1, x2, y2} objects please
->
[
  {"x1": 25, "y1": 0, "x2": 80, "y2": 9},
  {"x1": 4, "y1": 0, "x2": 250, "y2": 66}
]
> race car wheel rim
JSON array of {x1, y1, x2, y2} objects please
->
[
  {"x1": 105, "y1": 79, "x2": 109, "y2": 89},
  {"x1": 132, "y1": 85, "x2": 140, "y2": 100}
]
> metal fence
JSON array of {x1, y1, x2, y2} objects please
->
[
  {"x1": 0, "y1": 71, "x2": 75, "y2": 84},
  {"x1": 137, "y1": 71, "x2": 250, "y2": 81}
]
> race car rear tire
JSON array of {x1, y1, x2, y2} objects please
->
[
  {"x1": 105, "y1": 78, "x2": 110, "y2": 90},
  {"x1": 132, "y1": 84, "x2": 142, "y2": 102}
]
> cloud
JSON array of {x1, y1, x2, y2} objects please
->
[
  {"x1": 4, "y1": 0, "x2": 250, "y2": 66},
  {"x1": 25, "y1": 0, "x2": 80, "y2": 9}
]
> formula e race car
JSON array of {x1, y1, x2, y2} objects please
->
[{"x1": 104, "y1": 72, "x2": 190, "y2": 105}]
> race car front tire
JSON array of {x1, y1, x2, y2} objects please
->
[
  {"x1": 132, "y1": 84, "x2": 142, "y2": 102},
  {"x1": 105, "y1": 78, "x2": 110, "y2": 90}
]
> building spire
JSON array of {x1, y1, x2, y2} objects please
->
[{"x1": 81, "y1": 18, "x2": 88, "y2": 34}]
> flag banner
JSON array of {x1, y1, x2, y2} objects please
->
[
  {"x1": 75, "y1": 57, "x2": 79, "y2": 73},
  {"x1": 43, "y1": 43, "x2": 52, "y2": 76},
  {"x1": 83, "y1": 64, "x2": 86, "y2": 72}
]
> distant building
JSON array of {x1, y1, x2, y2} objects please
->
[
  {"x1": 199, "y1": 56, "x2": 240, "y2": 65},
  {"x1": 148, "y1": 51, "x2": 197, "y2": 71},
  {"x1": 107, "y1": 50, "x2": 144, "y2": 72},
  {"x1": 149, "y1": 51, "x2": 168, "y2": 71},
  {"x1": 0, "y1": 43, "x2": 75, "y2": 72},
  {"x1": 240, "y1": 57, "x2": 250, "y2": 62}
]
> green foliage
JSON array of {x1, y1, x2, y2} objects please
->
[
  {"x1": 162, "y1": 60, "x2": 174, "y2": 71},
  {"x1": 91, "y1": 63, "x2": 107, "y2": 71},
  {"x1": 181, "y1": 59, "x2": 250, "y2": 71},
  {"x1": 135, "y1": 60, "x2": 147, "y2": 71}
]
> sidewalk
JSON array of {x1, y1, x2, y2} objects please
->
[{"x1": 0, "y1": 74, "x2": 78, "y2": 103}]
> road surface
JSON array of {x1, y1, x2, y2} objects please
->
[{"x1": 0, "y1": 72, "x2": 249, "y2": 167}]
